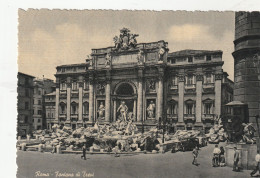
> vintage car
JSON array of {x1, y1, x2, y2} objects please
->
[
  {"x1": 178, "y1": 137, "x2": 199, "y2": 151},
  {"x1": 170, "y1": 141, "x2": 182, "y2": 153},
  {"x1": 196, "y1": 136, "x2": 207, "y2": 147},
  {"x1": 208, "y1": 134, "x2": 220, "y2": 144}
]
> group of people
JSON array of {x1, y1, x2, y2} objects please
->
[{"x1": 212, "y1": 145, "x2": 226, "y2": 167}]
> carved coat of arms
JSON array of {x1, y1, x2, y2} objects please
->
[{"x1": 113, "y1": 28, "x2": 139, "y2": 50}]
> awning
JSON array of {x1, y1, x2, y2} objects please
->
[{"x1": 225, "y1": 101, "x2": 247, "y2": 106}]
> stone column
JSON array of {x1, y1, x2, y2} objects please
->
[
  {"x1": 133, "y1": 100, "x2": 137, "y2": 122},
  {"x1": 55, "y1": 82, "x2": 60, "y2": 123},
  {"x1": 105, "y1": 71, "x2": 111, "y2": 123},
  {"x1": 89, "y1": 74, "x2": 94, "y2": 123},
  {"x1": 157, "y1": 68, "x2": 164, "y2": 120},
  {"x1": 178, "y1": 75, "x2": 185, "y2": 122},
  {"x1": 196, "y1": 74, "x2": 203, "y2": 123},
  {"x1": 66, "y1": 77, "x2": 71, "y2": 122},
  {"x1": 215, "y1": 73, "x2": 222, "y2": 117},
  {"x1": 78, "y1": 76, "x2": 83, "y2": 123},
  {"x1": 137, "y1": 68, "x2": 144, "y2": 122},
  {"x1": 113, "y1": 100, "x2": 117, "y2": 122}
]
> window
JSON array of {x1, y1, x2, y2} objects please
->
[
  {"x1": 38, "y1": 90, "x2": 41, "y2": 95},
  {"x1": 206, "y1": 55, "x2": 212, "y2": 61},
  {"x1": 205, "y1": 103, "x2": 212, "y2": 114},
  {"x1": 186, "y1": 75, "x2": 194, "y2": 85},
  {"x1": 48, "y1": 113, "x2": 50, "y2": 118},
  {"x1": 171, "y1": 58, "x2": 176, "y2": 64},
  {"x1": 24, "y1": 116, "x2": 28, "y2": 123},
  {"x1": 33, "y1": 110, "x2": 34, "y2": 115},
  {"x1": 186, "y1": 104, "x2": 193, "y2": 114},
  {"x1": 25, "y1": 102, "x2": 29, "y2": 110},
  {"x1": 62, "y1": 68, "x2": 65, "y2": 72},
  {"x1": 25, "y1": 78, "x2": 29, "y2": 85},
  {"x1": 37, "y1": 110, "x2": 42, "y2": 115},
  {"x1": 60, "y1": 104, "x2": 66, "y2": 114},
  {"x1": 72, "y1": 82, "x2": 78, "y2": 90},
  {"x1": 83, "y1": 102, "x2": 89, "y2": 114},
  {"x1": 60, "y1": 82, "x2": 66, "y2": 90},
  {"x1": 32, "y1": 119, "x2": 34, "y2": 123},
  {"x1": 171, "y1": 76, "x2": 177, "y2": 86},
  {"x1": 168, "y1": 103, "x2": 176, "y2": 115},
  {"x1": 71, "y1": 104, "x2": 77, "y2": 114},
  {"x1": 188, "y1": 57, "x2": 193, "y2": 63},
  {"x1": 51, "y1": 113, "x2": 54, "y2": 118},
  {"x1": 38, "y1": 119, "x2": 41, "y2": 123},
  {"x1": 25, "y1": 89, "x2": 29, "y2": 97},
  {"x1": 205, "y1": 73, "x2": 212, "y2": 83},
  {"x1": 38, "y1": 100, "x2": 41, "y2": 105},
  {"x1": 84, "y1": 81, "x2": 89, "y2": 90}
]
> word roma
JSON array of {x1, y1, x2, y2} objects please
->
[{"x1": 35, "y1": 171, "x2": 94, "y2": 177}]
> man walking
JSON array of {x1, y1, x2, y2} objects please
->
[
  {"x1": 81, "y1": 145, "x2": 86, "y2": 160},
  {"x1": 250, "y1": 150, "x2": 260, "y2": 177},
  {"x1": 192, "y1": 146, "x2": 199, "y2": 166},
  {"x1": 233, "y1": 147, "x2": 240, "y2": 172},
  {"x1": 212, "y1": 144, "x2": 221, "y2": 167}
]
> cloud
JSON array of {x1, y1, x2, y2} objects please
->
[
  {"x1": 168, "y1": 24, "x2": 212, "y2": 42},
  {"x1": 167, "y1": 24, "x2": 234, "y2": 80},
  {"x1": 18, "y1": 23, "x2": 114, "y2": 80}
]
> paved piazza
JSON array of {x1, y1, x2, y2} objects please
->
[{"x1": 17, "y1": 143, "x2": 252, "y2": 178}]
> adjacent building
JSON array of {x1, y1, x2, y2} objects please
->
[
  {"x1": 232, "y1": 11, "x2": 260, "y2": 123},
  {"x1": 17, "y1": 72, "x2": 35, "y2": 137},
  {"x1": 45, "y1": 91, "x2": 56, "y2": 130},
  {"x1": 32, "y1": 78, "x2": 55, "y2": 130},
  {"x1": 52, "y1": 28, "x2": 234, "y2": 133}
]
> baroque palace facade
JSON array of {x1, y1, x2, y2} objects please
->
[{"x1": 51, "y1": 28, "x2": 233, "y2": 132}]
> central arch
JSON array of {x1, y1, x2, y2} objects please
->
[{"x1": 113, "y1": 81, "x2": 137, "y2": 121}]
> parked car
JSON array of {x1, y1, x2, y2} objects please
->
[
  {"x1": 179, "y1": 137, "x2": 199, "y2": 151},
  {"x1": 196, "y1": 136, "x2": 207, "y2": 147},
  {"x1": 208, "y1": 134, "x2": 219, "y2": 144},
  {"x1": 171, "y1": 141, "x2": 182, "y2": 153}
]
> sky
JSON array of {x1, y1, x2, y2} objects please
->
[{"x1": 18, "y1": 10, "x2": 235, "y2": 80}]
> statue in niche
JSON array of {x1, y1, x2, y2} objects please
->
[
  {"x1": 117, "y1": 101, "x2": 128, "y2": 121},
  {"x1": 98, "y1": 102, "x2": 105, "y2": 118},
  {"x1": 147, "y1": 101, "x2": 156, "y2": 118},
  {"x1": 137, "y1": 49, "x2": 144, "y2": 64},
  {"x1": 105, "y1": 52, "x2": 112, "y2": 67}
]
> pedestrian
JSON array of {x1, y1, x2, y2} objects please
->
[
  {"x1": 51, "y1": 144, "x2": 56, "y2": 154},
  {"x1": 250, "y1": 150, "x2": 260, "y2": 177},
  {"x1": 192, "y1": 146, "x2": 199, "y2": 166},
  {"x1": 212, "y1": 144, "x2": 221, "y2": 167},
  {"x1": 81, "y1": 145, "x2": 86, "y2": 160},
  {"x1": 219, "y1": 146, "x2": 226, "y2": 167},
  {"x1": 233, "y1": 147, "x2": 240, "y2": 172}
]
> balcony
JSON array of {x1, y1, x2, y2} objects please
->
[
  {"x1": 202, "y1": 114, "x2": 214, "y2": 122},
  {"x1": 59, "y1": 113, "x2": 66, "y2": 118},
  {"x1": 71, "y1": 89, "x2": 78, "y2": 94},
  {"x1": 185, "y1": 84, "x2": 196, "y2": 93},
  {"x1": 203, "y1": 83, "x2": 215, "y2": 93},
  {"x1": 60, "y1": 90, "x2": 67, "y2": 94},
  {"x1": 83, "y1": 114, "x2": 89, "y2": 122},
  {"x1": 70, "y1": 114, "x2": 78, "y2": 122},
  {"x1": 167, "y1": 114, "x2": 178, "y2": 123},
  {"x1": 169, "y1": 85, "x2": 178, "y2": 92},
  {"x1": 184, "y1": 114, "x2": 196, "y2": 122}
]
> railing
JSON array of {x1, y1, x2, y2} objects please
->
[
  {"x1": 59, "y1": 113, "x2": 66, "y2": 118},
  {"x1": 184, "y1": 114, "x2": 196, "y2": 121},
  {"x1": 169, "y1": 85, "x2": 178, "y2": 90},
  {"x1": 71, "y1": 90, "x2": 79, "y2": 93},
  {"x1": 203, "y1": 83, "x2": 215, "y2": 88},
  {"x1": 202, "y1": 114, "x2": 214, "y2": 121},
  {"x1": 185, "y1": 84, "x2": 196, "y2": 88},
  {"x1": 60, "y1": 90, "x2": 67, "y2": 94},
  {"x1": 167, "y1": 114, "x2": 178, "y2": 122}
]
